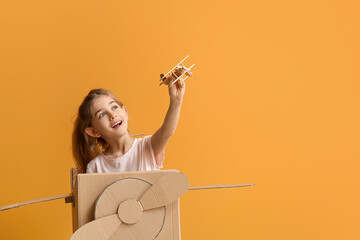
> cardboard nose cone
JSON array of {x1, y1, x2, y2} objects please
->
[
  {"x1": 117, "y1": 199, "x2": 143, "y2": 224},
  {"x1": 139, "y1": 172, "x2": 189, "y2": 210}
]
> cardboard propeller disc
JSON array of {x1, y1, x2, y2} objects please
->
[
  {"x1": 96, "y1": 178, "x2": 165, "y2": 239},
  {"x1": 95, "y1": 177, "x2": 153, "y2": 219}
]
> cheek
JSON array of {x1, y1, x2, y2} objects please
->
[
  {"x1": 92, "y1": 120, "x2": 105, "y2": 130},
  {"x1": 118, "y1": 110, "x2": 128, "y2": 119}
]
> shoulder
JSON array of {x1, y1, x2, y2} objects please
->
[
  {"x1": 137, "y1": 135, "x2": 152, "y2": 142},
  {"x1": 134, "y1": 135, "x2": 153, "y2": 147},
  {"x1": 131, "y1": 135, "x2": 155, "y2": 154},
  {"x1": 86, "y1": 155, "x2": 102, "y2": 173}
]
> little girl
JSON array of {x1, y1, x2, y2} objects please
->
[{"x1": 72, "y1": 76, "x2": 185, "y2": 174}]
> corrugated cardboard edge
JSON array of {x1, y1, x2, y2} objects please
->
[
  {"x1": 71, "y1": 168, "x2": 79, "y2": 232},
  {"x1": 175, "y1": 198, "x2": 181, "y2": 239}
]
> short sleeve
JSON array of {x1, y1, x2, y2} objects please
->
[
  {"x1": 139, "y1": 135, "x2": 164, "y2": 171},
  {"x1": 86, "y1": 162, "x2": 94, "y2": 173}
]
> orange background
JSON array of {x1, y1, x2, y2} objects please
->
[{"x1": 0, "y1": 0, "x2": 359, "y2": 239}]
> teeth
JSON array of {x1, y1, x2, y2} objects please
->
[{"x1": 112, "y1": 121, "x2": 122, "y2": 128}]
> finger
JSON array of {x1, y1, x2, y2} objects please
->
[
  {"x1": 177, "y1": 80, "x2": 184, "y2": 87},
  {"x1": 168, "y1": 77, "x2": 178, "y2": 88},
  {"x1": 163, "y1": 77, "x2": 171, "y2": 85}
]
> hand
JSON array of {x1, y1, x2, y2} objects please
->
[
  {"x1": 168, "y1": 68, "x2": 186, "y2": 103},
  {"x1": 168, "y1": 77, "x2": 185, "y2": 103}
]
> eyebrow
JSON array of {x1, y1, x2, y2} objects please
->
[{"x1": 94, "y1": 101, "x2": 117, "y2": 117}]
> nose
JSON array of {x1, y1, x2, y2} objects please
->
[{"x1": 110, "y1": 112, "x2": 117, "y2": 120}]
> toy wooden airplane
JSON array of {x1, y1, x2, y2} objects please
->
[{"x1": 159, "y1": 55, "x2": 195, "y2": 87}]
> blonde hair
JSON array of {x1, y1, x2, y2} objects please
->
[{"x1": 72, "y1": 89, "x2": 124, "y2": 173}]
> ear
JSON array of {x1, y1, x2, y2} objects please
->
[
  {"x1": 122, "y1": 106, "x2": 128, "y2": 113},
  {"x1": 122, "y1": 106, "x2": 129, "y2": 118},
  {"x1": 85, "y1": 127, "x2": 101, "y2": 138}
]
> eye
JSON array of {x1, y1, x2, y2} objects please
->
[
  {"x1": 99, "y1": 112, "x2": 106, "y2": 118},
  {"x1": 112, "y1": 105, "x2": 119, "y2": 110}
]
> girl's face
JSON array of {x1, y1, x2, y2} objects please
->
[{"x1": 85, "y1": 95, "x2": 128, "y2": 141}]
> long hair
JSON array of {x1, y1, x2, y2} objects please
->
[{"x1": 72, "y1": 89, "x2": 124, "y2": 173}]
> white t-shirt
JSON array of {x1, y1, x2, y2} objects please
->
[{"x1": 86, "y1": 135, "x2": 164, "y2": 173}]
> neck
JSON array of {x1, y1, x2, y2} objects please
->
[{"x1": 103, "y1": 133, "x2": 134, "y2": 158}]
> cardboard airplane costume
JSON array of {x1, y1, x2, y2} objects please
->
[
  {"x1": 1, "y1": 169, "x2": 254, "y2": 240},
  {"x1": 70, "y1": 170, "x2": 254, "y2": 240}
]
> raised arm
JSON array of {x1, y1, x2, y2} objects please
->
[{"x1": 151, "y1": 77, "x2": 186, "y2": 165}]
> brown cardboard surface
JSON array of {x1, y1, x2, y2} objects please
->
[
  {"x1": 117, "y1": 199, "x2": 143, "y2": 224},
  {"x1": 109, "y1": 208, "x2": 165, "y2": 240},
  {"x1": 73, "y1": 170, "x2": 181, "y2": 240},
  {"x1": 95, "y1": 178, "x2": 152, "y2": 220},
  {"x1": 139, "y1": 172, "x2": 189, "y2": 210},
  {"x1": 70, "y1": 214, "x2": 121, "y2": 240}
]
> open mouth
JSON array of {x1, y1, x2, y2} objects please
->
[{"x1": 112, "y1": 120, "x2": 122, "y2": 128}]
